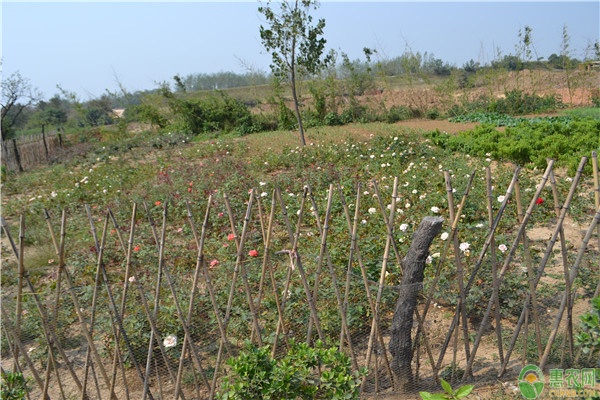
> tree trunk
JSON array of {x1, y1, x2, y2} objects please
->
[
  {"x1": 389, "y1": 216, "x2": 443, "y2": 391},
  {"x1": 290, "y1": 69, "x2": 306, "y2": 147}
]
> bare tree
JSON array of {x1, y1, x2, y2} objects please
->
[{"x1": 1, "y1": 71, "x2": 41, "y2": 140}]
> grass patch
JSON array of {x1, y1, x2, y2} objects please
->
[{"x1": 562, "y1": 107, "x2": 600, "y2": 120}]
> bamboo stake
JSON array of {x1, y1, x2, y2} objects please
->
[
  {"x1": 0, "y1": 305, "x2": 45, "y2": 392},
  {"x1": 188, "y1": 346, "x2": 201, "y2": 400},
  {"x1": 251, "y1": 192, "x2": 277, "y2": 345},
  {"x1": 548, "y1": 169, "x2": 575, "y2": 361},
  {"x1": 184, "y1": 207, "x2": 237, "y2": 400},
  {"x1": 43, "y1": 208, "x2": 60, "y2": 255},
  {"x1": 108, "y1": 208, "x2": 127, "y2": 255},
  {"x1": 115, "y1": 335, "x2": 130, "y2": 400},
  {"x1": 363, "y1": 177, "x2": 398, "y2": 390},
  {"x1": 338, "y1": 184, "x2": 355, "y2": 349},
  {"x1": 269, "y1": 189, "x2": 291, "y2": 358},
  {"x1": 60, "y1": 257, "x2": 113, "y2": 393},
  {"x1": 162, "y1": 239, "x2": 212, "y2": 391},
  {"x1": 339, "y1": 184, "x2": 355, "y2": 349},
  {"x1": 42, "y1": 210, "x2": 67, "y2": 400},
  {"x1": 462, "y1": 160, "x2": 556, "y2": 379},
  {"x1": 337, "y1": 183, "x2": 395, "y2": 386},
  {"x1": 235, "y1": 194, "x2": 265, "y2": 347},
  {"x1": 317, "y1": 184, "x2": 358, "y2": 369},
  {"x1": 8, "y1": 215, "x2": 77, "y2": 398},
  {"x1": 522, "y1": 307, "x2": 529, "y2": 367},
  {"x1": 306, "y1": 186, "x2": 330, "y2": 343},
  {"x1": 143, "y1": 201, "x2": 160, "y2": 247},
  {"x1": 434, "y1": 168, "x2": 519, "y2": 371},
  {"x1": 0, "y1": 217, "x2": 18, "y2": 257},
  {"x1": 592, "y1": 151, "x2": 600, "y2": 298},
  {"x1": 14, "y1": 216, "x2": 25, "y2": 374},
  {"x1": 256, "y1": 196, "x2": 267, "y2": 244},
  {"x1": 306, "y1": 185, "x2": 341, "y2": 344},
  {"x1": 3, "y1": 216, "x2": 84, "y2": 397},
  {"x1": 283, "y1": 186, "x2": 313, "y2": 342},
  {"x1": 222, "y1": 192, "x2": 243, "y2": 326},
  {"x1": 223, "y1": 189, "x2": 264, "y2": 346},
  {"x1": 494, "y1": 158, "x2": 584, "y2": 378},
  {"x1": 540, "y1": 205, "x2": 600, "y2": 369},
  {"x1": 155, "y1": 358, "x2": 163, "y2": 400},
  {"x1": 451, "y1": 311, "x2": 459, "y2": 385},
  {"x1": 142, "y1": 200, "x2": 168, "y2": 400},
  {"x1": 130, "y1": 275, "x2": 182, "y2": 398},
  {"x1": 514, "y1": 168, "x2": 543, "y2": 361},
  {"x1": 80, "y1": 205, "x2": 111, "y2": 400},
  {"x1": 444, "y1": 171, "x2": 472, "y2": 368},
  {"x1": 418, "y1": 170, "x2": 477, "y2": 335},
  {"x1": 98, "y1": 210, "x2": 170, "y2": 400},
  {"x1": 109, "y1": 203, "x2": 137, "y2": 400},
  {"x1": 174, "y1": 197, "x2": 221, "y2": 398},
  {"x1": 211, "y1": 190, "x2": 261, "y2": 394},
  {"x1": 208, "y1": 191, "x2": 249, "y2": 398},
  {"x1": 485, "y1": 167, "x2": 504, "y2": 365},
  {"x1": 276, "y1": 187, "x2": 325, "y2": 342}
]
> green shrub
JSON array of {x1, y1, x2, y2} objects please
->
[
  {"x1": 430, "y1": 117, "x2": 600, "y2": 174},
  {"x1": 218, "y1": 339, "x2": 365, "y2": 400},
  {"x1": 487, "y1": 89, "x2": 563, "y2": 115},
  {"x1": 277, "y1": 100, "x2": 297, "y2": 130},
  {"x1": 449, "y1": 112, "x2": 573, "y2": 127},
  {"x1": 591, "y1": 89, "x2": 600, "y2": 108},
  {"x1": 324, "y1": 112, "x2": 342, "y2": 126},
  {"x1": 156, "y1": 89, "x2": 256, "y2": 135},
  {"x1": 385, "y1": 105, "x2": 411, "y2": 123},
  {"x1": 575, "y1": 297, "x2": 600, "y2": 365},
  {"x1": 1, "y1": 371, "x2": 29, "y2": 400},
  {"x1": 427, "y1": 108, "x2": 440, "y2": 120}
]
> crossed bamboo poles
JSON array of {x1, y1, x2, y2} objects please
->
[{"x1": 2, "y1": 154, "x2": 599, "y2": 398}]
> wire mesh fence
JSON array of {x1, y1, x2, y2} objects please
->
[{"x1": 1, "y1": 154, "x2": 599, "y2": 399}]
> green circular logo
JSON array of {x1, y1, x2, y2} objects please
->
[{"x1": 518, "y1": 365, "x2": 545, "y2": 399}]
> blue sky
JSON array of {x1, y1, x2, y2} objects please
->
[{"x1": 2, "y1": 1, "x2": 598, "y2": 100}]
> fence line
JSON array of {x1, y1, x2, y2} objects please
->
[
  {"x1": 1, "y1": 130, "x2": 64, "y2": 172},
  {"x1": 1, "y1": 156, "x2": 599, "y2": 399}
]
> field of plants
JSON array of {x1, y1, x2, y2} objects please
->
[{"x1": 1, "y1": 86, "x2": 600, "y2": 398}]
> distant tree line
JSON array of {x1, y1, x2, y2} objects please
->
[
  {"x1": 175, "y1": 71, "x2": 271, "y2": 92},
  {"x1": 2, "y1": 22, "x2": 598, "y2": 142}
]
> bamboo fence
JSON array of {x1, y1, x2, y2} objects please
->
[
  {"x1": 1, "y1": 155, "x2": 599, "y2": 399},
  {"x1": 1, "y1": 130, "x2": 64, "y2": 172}
]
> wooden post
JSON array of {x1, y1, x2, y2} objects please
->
[
  {"x1": 389, "y1": 216, "x2": 443, "y2": 390},
  {"x1": 591, "y1": 151, "x2": 600, "y2": 298},
  {"x1": 58, "y1": 128, "x2": 64, "y2": 147},
  {"x1": 485, "y1": 167, "x2": 504, "y2": 365},
  {"x1": 443, "y1": 172, "x2": 471, "y2": 369},
  {"x1": 12, "y1": 138, "x2": 23, "y2": 172},
  {"x1": 42, "y1": 124, "x2": 49, "y2": 160}
]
